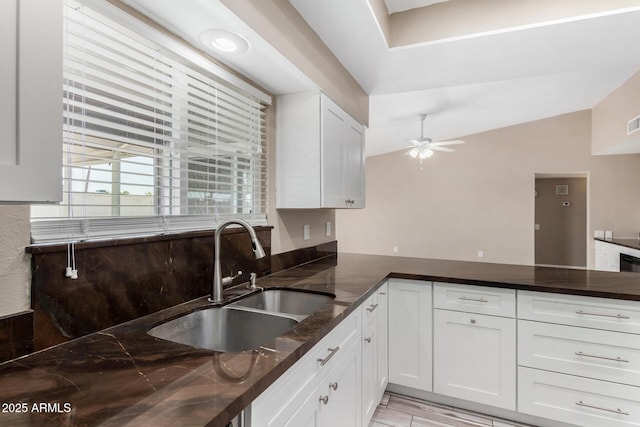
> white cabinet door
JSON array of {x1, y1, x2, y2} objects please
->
[
  {"x1": 376, "y1": 284, "x2": 389, "y2": 401},
  {"x1": 319, "y1": 339, "x2": 361, "y2": 427},
  {"x1": 362, "y1": 315, "x2": 378, "y2": 424},
  {"x1": 320, "y1": 97, "x2": 347, "y2": 208},
  {"x1": 276, "y1": 92, "x2": 365, "y2": 209},
  {"x1": 433, "y1": 309, "x2": 516, "y2": 410},
  {"x1": 388, "y1": 279, "x2": 432, "y2": 391},
  {"x1": 0, "y1": 0, "x2": 62, "y2": 202},
  {"x1": 343, "y1": 119, "x2": 365, "y2": 208}
]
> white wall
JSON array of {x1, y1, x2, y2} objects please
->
[{"x1": 0, "y1": 205, "x2": 31, "y2": 317}]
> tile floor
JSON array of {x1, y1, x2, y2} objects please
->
[{"x1": 369, "y1": 392, "x2": 534, "y2": 427}]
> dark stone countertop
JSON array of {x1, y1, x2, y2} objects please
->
[
  {"x1": 595, "y1": 237, "x2": 640, "y2": 251},
  {"x1": 3, "y1": 252, "x2": 640, "y2": 427}
]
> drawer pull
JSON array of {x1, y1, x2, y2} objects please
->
[
  {"x1": 329, "y1": 382, "x2": 338, "y2": 391},
  {"x1": 364, "y1": 337, "x2": 372, "y2": 343},
  {"x1": 575, "y1": 310, "x2": 630, "y2": 319},
  {"x1": 379, "y1": 292, "x2": 386, "y2": 296},
  {"x1": 317, "y1": 347, "x2": 340, "y2": 366},
  {"x1": 459, "y1": 296, "x2": 488, "y2": 303},
  {"x1": 319, "y1": 395, "x2": 329, "y2": 405},
  {"x1": 575, "y1": 400, "x2": 629, "y2": 416},
  {"x1": 366, "y1": 304, "x2": 379, "y2": 312},
  {"x1": 575, "y1": 351, "x2": 629, "y2": 363}
]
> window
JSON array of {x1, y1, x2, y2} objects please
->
[{"x1": 31, "y1": 0, "x2": 269, "y2": 243}]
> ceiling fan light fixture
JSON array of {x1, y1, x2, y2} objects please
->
[
  {"x1": 419, "y1": 148, "x2": 434, "y2": 159},
  {"x1": 408, "y1": 147, "x2": 420, "y2": 158}
]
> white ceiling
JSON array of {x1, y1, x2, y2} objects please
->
[
  {"x1": 289, "y1": 0, "x2": 640, "y2": 156},
  {"x1": 122, "y1": 0, "x2": 640, "y2": 157},
  {"x1": 383, "y1": 0, "x2": 450, "y2": 14}
]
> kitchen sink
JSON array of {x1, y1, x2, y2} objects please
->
[
  {"x1": 148, "y1": 307, "x2": 298, "y2": 353},
  {"x1": 228, "y1": 289, "x2": 334, "y2": 316},
  {"x1": 148, "y1": 289, "x2": 334, "y2": 353}
]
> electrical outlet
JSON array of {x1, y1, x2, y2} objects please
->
[
  {"x1": 325, "y1": 222, "x2": 332, "y2": 237},
  {"x1": 303, "y1": 224, "x2": 310, "y2": 240},
  {"x1": 393, "y1": 246, "x2": 398, "y2": 253},
  {"x1": 478, "y1": 250, "x2": 484, "y2": 258}
]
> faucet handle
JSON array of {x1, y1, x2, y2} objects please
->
[
  {"x1": 221, "y1": 270, "x2": 242, "y2": 286},
  {"x1": 249, "y1": 272, "x2": 257, "y2": 289}
]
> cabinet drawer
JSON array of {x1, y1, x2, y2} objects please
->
[
  {"x1": 362, "y1": 291, "x2": 379, "y2": 324},
  {"x1": 518, "y1": 367, "x2": 640, "y2": 427},
  {"x1": 251, "y1": 308, "x2": 360, "y2": 425},
  {"x1": 518, "y1": 320, "x2": 640, "y2": 386},
  {"x1": 518, "y1": 291, "x2": 640, "y2": 334},
  {"x1": 433, "y1": 282, "x2": 515, "y2": 317}
]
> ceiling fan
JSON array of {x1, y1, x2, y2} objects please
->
[{"x1": 406, "y1": 114, "x2": 465, "y2": 159}]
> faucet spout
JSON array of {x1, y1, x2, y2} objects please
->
[{"x1": 209, "y1": 219, "x2": 266, "y2": 304}]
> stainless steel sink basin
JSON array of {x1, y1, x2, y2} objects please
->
[
  {"x1": 229, "y1": 289, "x2": 334, "y2": 316},
  {"x1": 148, "y1": 307, "x2": 298, "y2": 353}
]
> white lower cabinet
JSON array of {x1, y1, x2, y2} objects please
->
[
  {"x1": 433, "y1": 283, "x2": 516, "y2": 410},
  {"x1": 433, "y1": 309, "x2": 516, "y2": 410},
  {"x1": 285, "y1": 338, "x2": 361, "y2": 427},
  {"x1": 519, "y1": 367, "x2": 640, "y2": 427},
  {"x1": 250, "y1": 309, "x2": 361, "y2": 427},
  {"x1": 517, "y1": 290, "x2": 640, "y2": 427},
  {"x1": 388, "y1": 279, "x2": 433, "y2": 391},
  {"x1": 361, "y1": 282, "x2": 388, "y2": 425}
]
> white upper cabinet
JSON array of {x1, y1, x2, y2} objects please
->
[
  {"x1": 276, "y1": 92, "x2": 365, "y2": 209},
  {"x1": 0, "y1": 0, "x2": 62, "y2": 202}
]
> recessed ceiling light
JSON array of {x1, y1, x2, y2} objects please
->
[{"x1": 199, "y1": 29, "x2": 250, "y2": 54}]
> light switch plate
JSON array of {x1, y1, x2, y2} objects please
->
[{"x1": 303, "y1": 224, "x2": 310, "y2": 240}]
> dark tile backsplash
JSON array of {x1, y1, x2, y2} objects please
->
[
  {"x1": 29, "y1": 227, "x2": 272, "y2": 351},
  {"x1": 0, "y1": 310, "x2": 33, "y2": 363},
  {"x1": 26, "y1": 225, "x2": 336, "y2": 354}
]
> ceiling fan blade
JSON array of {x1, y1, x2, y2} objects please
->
[
  {"x1": 429, "y1": 146, "x2": 455, "y2": 152},
  {"x1": 430, "y1": 140, "x2": 465, "y2": 147}
]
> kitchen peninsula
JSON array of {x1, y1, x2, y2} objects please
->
[{"x1": 2, "y1": 252, "x2": 640, "y2": 427}]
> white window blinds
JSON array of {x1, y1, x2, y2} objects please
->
[{"x1": 31, "y1": 0, "x2": 269, "y2": 243}]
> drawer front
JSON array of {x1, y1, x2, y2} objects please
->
[
  {"x1": 362, "y1": 291, "x2": 379, "y2": 325},
  {"x1": 434, "y1": 282, "x2": 515, "y2": 317},
  {"x1": 518, "y1": 367, "x2": 640, "y2": 427},
  {"x1": 518, "y1": 290, "x2": 640, "y2": 334},
  {"x1": 518, "y1": 320, "x2": 640, "y2": 386},
  {"x1": 251, "y1": 308, "x2": 360, "y2": 425}
]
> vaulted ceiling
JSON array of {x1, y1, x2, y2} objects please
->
[{"x1": 123, "y1": 0, "x2": 640, "y2": 157}]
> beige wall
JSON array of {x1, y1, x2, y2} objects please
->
[
  {"x1": 592, "y1": 70, "x2": 640, "y2": 154},
  {"x1": 534, "y1": 177, "x2": 587, "y2": 267},
  {"x1": 337, "y1": 111, "x2": 594, "y2": 266},
  {"x1": 337, "y1": 110, "x2": 640, "y2": 268},
  {"x1": 590, "y1": 153, "x2": 640, "y2": 239},
  {"x1": 0, "y1": 205, "x2": 31, "y2": 317}
]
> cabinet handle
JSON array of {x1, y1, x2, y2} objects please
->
[
  {"x1": 319, "y1": 395, "x2": 329, "y2": 405},
  {"x1": 470, "y1": 319, "x2": 476, "y2": 324},
  {"x1": 317, "y1": 347, "x2": 340, "y2": 366},
  {"x1": 329, "y1": 382, "x2": 338, "y2": 391},
  {"x1": 575, "y1": 351, "x2": 629, "y2": 363},
  {"x1": 575, "y1": 400, "x2": 629, "y2": 416},
  {"x1": 379, "y1": 292, "x2": 386, "y2": 296},
  {"x1": 459, "y1": 296, "x2": 488, "y2": 303},
  {"x1": 364, "y1": 337, "x2": 372, "y2": 343},
  {"x1": 575, "y1": 310, "x2": 629, "y2": 319},
  {"x1": 366, "y1": 304, "x2": 379, "y2": 312}
]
